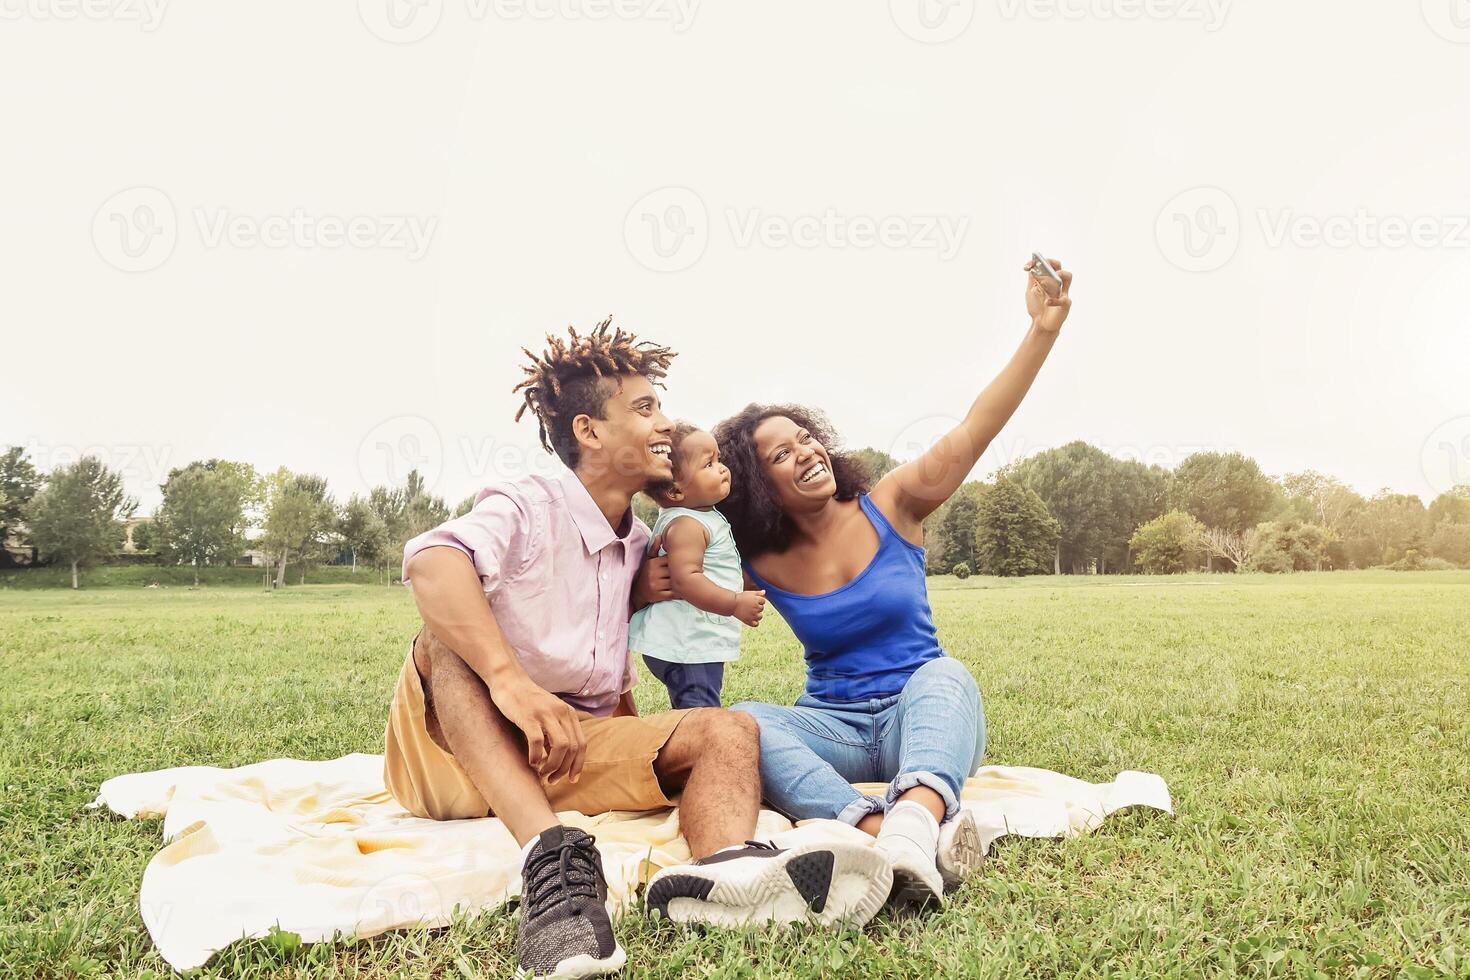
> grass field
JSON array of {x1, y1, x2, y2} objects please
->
[{"x1": 3, "y1": 571, "x2": 1468, "y2": 978}]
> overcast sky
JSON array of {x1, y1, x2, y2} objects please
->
[{"x1": 4, "y1": 1, "x2": 1468, "y2": 511}]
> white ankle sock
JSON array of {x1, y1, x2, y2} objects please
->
[{"x1": 878, "y1": 800, "x2": 940, "y2": 854}]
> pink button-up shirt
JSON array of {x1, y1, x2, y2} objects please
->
[{"x1": 402, "y1": 469, "x2": 650, "y2": 716}]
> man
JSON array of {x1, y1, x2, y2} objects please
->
[{"x1": 383, "y1": 319, "x2": 891, "y2": 978}]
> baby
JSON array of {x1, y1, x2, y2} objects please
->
[{"x1": 629, "y1": 423, "x2": 766, "y2": 709}]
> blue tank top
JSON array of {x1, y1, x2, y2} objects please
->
[{"x1": 745, "y1": 494, "x2": 944, "y2": 703}]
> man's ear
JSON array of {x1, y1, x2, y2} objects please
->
[{"x1": 570, "y1": 414, "x2": 601, "y2": 454}]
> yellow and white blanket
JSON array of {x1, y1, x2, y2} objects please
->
[{"x1": 91, "y1": 755, "x2": 1172, "y2": 971}]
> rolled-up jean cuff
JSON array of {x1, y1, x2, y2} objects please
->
[
  {"x1": 887, "y1": 771, "x2": 960, "y2": 821},
  {"x1": 836, "y1": 794, "x2": 886, "y2": 827}
]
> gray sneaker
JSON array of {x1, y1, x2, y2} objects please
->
[{"x1": 516, "y1": 826, "x2": 625, "y2": 979}]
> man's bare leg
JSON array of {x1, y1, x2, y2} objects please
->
[
  {"x1": 651, "y1": 708, "x2": 761, "y2": 857},
  {"x1": 415, "y1": 630, "x2": 558, "y2": 847}
]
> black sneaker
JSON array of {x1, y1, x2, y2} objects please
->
[
  {"x1": 645, "y1": 839, "x2": 892, "y2": 929},
  {"x1": 516, "y1": 826, "x2": 625, "y2": 979}
]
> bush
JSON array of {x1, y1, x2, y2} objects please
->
[
  {"x1": 1242, "y1": 520, "x2": 1336, "y2": 573},
  {"x1": 952, "y1": 562, "x2": 971, "y2": 579},
  {"x1": 1380, "y1": 550, "x2": 1458, "y2": 572},
  {"x1": 1129, "y1": 510, "x2": 1205, "y2": 574},
  {"x1": 1428, "y1": 522, "x2": 1470, "y2": 567}
]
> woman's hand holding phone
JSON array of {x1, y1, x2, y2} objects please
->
[{"x1": 1025, "y1": 254, "x2": 1073, "y2": 334}]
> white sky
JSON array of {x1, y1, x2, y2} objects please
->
[{"x1": 4, "y1": 0, "x2": 1469, "y2": 511}]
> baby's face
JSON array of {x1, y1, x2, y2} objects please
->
[{"x1": 672, "y1": 430, "x2": 731, "y2": 508}]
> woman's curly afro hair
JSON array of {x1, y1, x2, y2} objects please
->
[{"x1": 713, "y1": 403, "x2": 871, "y2": 559}]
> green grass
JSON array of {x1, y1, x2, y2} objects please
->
[
  {"x1": 0, "y1": 564, "x2": 394, "y2": 591},
  {"x1": 2, "y1": 572, "x2": 1468, "y2": 978}
]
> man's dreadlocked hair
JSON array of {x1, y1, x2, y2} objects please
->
[{"x1": 513, "y1": 317, "x2": 677, "y2": 470}]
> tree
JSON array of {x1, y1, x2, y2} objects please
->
[
  {"x1": 1104, "y1": 458, "x2": 1169, "y2": 572},
  {"x1": 632, "y1": 493, "x2": 659, "y2": 528},
  {"x1": 1427, "y1": 486, "x2": 1470, "y2": 527},
  {"x1": 1169, "y1": 452, "x2": 1278, "y2": 535},
  {"x1": 338, "y1": 495, "x2": 391, "y2": 576},
  {"x1": 974, "y1": 478, "x2": 1060, "y2": 577},
  {"x1": 153, "y1": 460, "x2": 257, "y2": 585},
  {"x1": 1195, "y1": 525, "x2": 1258, "y2": 572},
  {"x1": 366, "y1": 468, "x2": 449, "y2": 585},
  {"x1": 262, "y1": 469, "x2": 336, "y2": 588},
  {"x1": 933, "y1": 483, "x2": 985, "y2": 571},
  {"x1": 0, "y1": 446, "x2": 41, "y2": 565},
  {"x1": 852, "y1": 447, "x2": 900, "y2": 483},
  {"x1": 1129, "y1": 510, "x2": 1206, "y2": 574},
  {"x1": 26, "y1": 456, "x2": 136, "y2": 588},
  {"x1": 1003, "y1": 442, "x2": 1163, "y2": 574},
  {"x1": 1346, "y1": 491, "x2": 1430, "y2": 567},
  {"x1": 1243, "y1": 520, "x2": 1337, "y2": 573},
  {"x1": 400, "y1": 470, "x2": 450, "y2": 540},
  {"x1": 1428, "y1": 522, "x2": 1470, "y2": 567},
  {"x1": 129, "y1": 519, "x2": 155, "y2": 554},
  {"x1": 1279, "y1": 471, "x2": 1365, "y2": 536},
  {"x1": 453, "y1": 494, "x2": 478, "y2": 519}
]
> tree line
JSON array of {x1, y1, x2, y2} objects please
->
[
  {"x1": 0, "y1": 447, "x2": 476, "y2": 588},
  {"x1": 870, "y1": 442, "x2": 1470, "y2": 577},
  {"x1": 3, "y1": 441, "x2": 1467, "y2": 588}
]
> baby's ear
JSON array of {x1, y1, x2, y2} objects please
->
[{"x1": 665, "y1": 483, "x2": 684, "y2": 502}]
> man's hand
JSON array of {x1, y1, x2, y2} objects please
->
[
  {"x1": 732, "y1": 589, "x2": 767, "y2": 627},
  {"x1": 1024, "y1": 256, "x2": 1074, "y2": 333},
  {"x1": 490, "y1": 673, "x2": 587, "y2": 784},
  {"x1": 631, "y1": 533, "x2": 674, "y2": 610}
]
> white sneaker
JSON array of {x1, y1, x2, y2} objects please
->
[
  {"x1": 937, "y1": 807, "x2": 986, "y2": 888},
  {"x1": 876, "y1": 801, "x2": 944, "y2": 910},
  {"x1": 646, "y1": 840, "x2": 892, "y2": 929}
]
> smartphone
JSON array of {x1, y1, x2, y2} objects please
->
[{"x1": 1029, "y1": 252, "x2": 1062, "y2": 287}]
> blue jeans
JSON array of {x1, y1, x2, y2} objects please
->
[{"x1": 733, "y1": 656, "x2": 985, "y2": 826}]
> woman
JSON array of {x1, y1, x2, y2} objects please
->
[{"x1": 718, "y1": 258, "x2": 1074, "y2": 907}]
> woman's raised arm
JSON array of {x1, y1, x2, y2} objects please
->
[{"x1": 873, "y1": 258, "x2": 1075, "y2": 530}]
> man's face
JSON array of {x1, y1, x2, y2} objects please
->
[{"x1": 581, "y1": 373, "x2": 675, "y2": 484}]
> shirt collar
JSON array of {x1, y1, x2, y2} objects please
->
[{"x1": 559, "y1": 468, "x2": 637, "y2": 557}]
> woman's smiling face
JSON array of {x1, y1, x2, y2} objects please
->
[{"x1": 753, "y1": 414, "x2": 836, "y2": 511}]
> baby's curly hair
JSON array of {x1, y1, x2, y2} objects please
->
[{"x1": 513, "y1": 317, "x2": 677, "y2": 469}]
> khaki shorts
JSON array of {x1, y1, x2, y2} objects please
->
[{"x1": 383, "y1": 642, "x2": 693, "y2": 821}]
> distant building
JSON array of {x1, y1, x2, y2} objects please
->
[{"x1": 2, "y1": 525, "x2": 35, "y2": 566}]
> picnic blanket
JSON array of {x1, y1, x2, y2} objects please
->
[{"x1": 90, "y1": 755, "x2": 1173, "y2": 970}]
